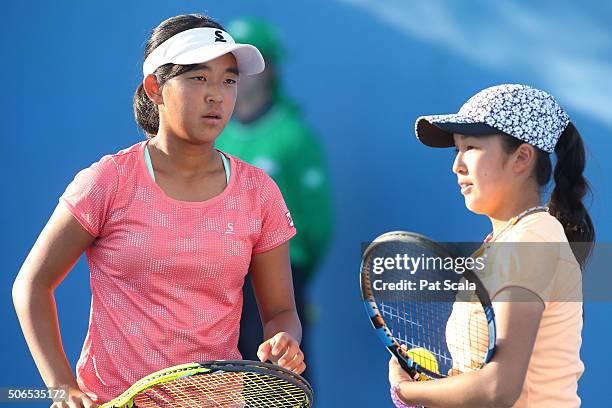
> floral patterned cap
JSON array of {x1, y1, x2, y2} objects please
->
[{"x1": 415, "y1": 84, "x2": 570, "y2": 153}]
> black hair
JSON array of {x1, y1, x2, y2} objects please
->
[
  {"x1": 498, "y1": 123, "x2": 595, "y2": 267},
  {"x1": 134, "y1": 14, "x2": 225, "y2": 137}
]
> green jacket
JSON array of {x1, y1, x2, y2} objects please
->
[{"x1": 216, "y1": 100, "x2": 333, "y2": 278}]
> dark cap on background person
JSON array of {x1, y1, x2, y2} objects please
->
[{"x1": 227, "y1": 17, "x2": 283, "y2": 62}]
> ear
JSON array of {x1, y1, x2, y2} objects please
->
[
  {"x1": 512, "y1": 143, "x2": 536, "y2": 174},
  {"x1": 143, "y1": 74, "x2": 163, "y2": 105}
]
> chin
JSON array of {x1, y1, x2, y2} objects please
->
[
  {"x1": 464, "y1": 198, "x2": 488, "y2": 216},
  {"x1": 189, "y1": 130, "x2": 223, "y2": 144}
]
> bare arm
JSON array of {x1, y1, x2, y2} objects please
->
[
  {"x1": 391, "y1": 286, "x2": 544, "y2": 408},
  {"x1": 249, "y1": 242, "x2": 304, "y2": 373},
  {"x1": 12, "y1": 204, "x2": 97, "y2": 406}
]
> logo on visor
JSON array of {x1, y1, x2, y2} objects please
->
[{"x1": 214, "y1": 30, "x2": 227, "y2": 43}]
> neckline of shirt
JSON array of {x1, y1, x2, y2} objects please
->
[
  {"x1": 144, "y1": 144, "x2": 230, "y2": 185},
  {"x1": 139, "y1": 140, "x2": 236, "y2": 208}
]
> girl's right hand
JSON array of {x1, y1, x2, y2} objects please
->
[{"x1": 50, "y1": 386, "x2": 97, "y2": 408}]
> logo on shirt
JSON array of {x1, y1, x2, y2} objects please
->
[
  {"x1": 225, "y1": 222, "x2": 235, "y2": 234},
  {"x1": 286, "y1": 211, "x2": 294, "y2": 227}
]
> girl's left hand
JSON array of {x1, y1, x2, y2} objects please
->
[
  {"x1": 257, "y1": 332, "x2": 305, "y2": 374},
  {"x1": 389, "y1": 355, "x2": 415, "y2": 387},
  {"x1": 389, "y1": 356, "x2": 417, "y2": 408}
]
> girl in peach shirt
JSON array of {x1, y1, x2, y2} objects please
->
[{"x1": 390, "y1": 84, "x2": 593, "y2": 407}]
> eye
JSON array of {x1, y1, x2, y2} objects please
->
[
  {"x1": 466, "y1": 145, "x2": 475, "y2": 151},
  {"x1": 191, "y1": 76, "x2": 207, "y2": 82},
  {"x1": 225, "y1": 78, "x2": 237, "y2": 85}
]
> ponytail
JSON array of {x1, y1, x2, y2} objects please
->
[
  {"x1": 547, "y1": 123, "x2": 595, "y2": 267},
  {"x1": 133, "y1": 82, "x2": 159, "y2": 138}
]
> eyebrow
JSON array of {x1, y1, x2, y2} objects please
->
[{"x1": 191, "y1": 63, "x2": 239, "y2": 76}]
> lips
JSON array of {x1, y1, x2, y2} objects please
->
[
  {"x1": 201, "y1": 111, "x2": 223, "y2": 126},
  {"x1": 203, "y1": 112, "x2": 222, "y2": 119},
  {"x1": 458, "y1": 180, "x2": 473, "y2": 194}
]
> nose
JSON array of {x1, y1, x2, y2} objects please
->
[
  {"x1": 452, "y1": 151, "x2": 466, "y2": 175},
  {"x1": 205, "y1": 82, "x2": 224, "y2": 104}
]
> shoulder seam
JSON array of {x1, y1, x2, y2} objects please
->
[{"x1": 107, "y1": 155, "x2": 120, "y2": 213}]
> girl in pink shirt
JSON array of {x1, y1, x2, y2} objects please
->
[
  {"x1": 389, "y1": 84, "x2": 593, "y2": 407},
  {"x1": 13, "y1": 14, "x2": 304, "y2": 406}
]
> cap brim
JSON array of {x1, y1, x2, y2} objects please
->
[
  {"x1": 173, "y1": 43, "x2": 265, "y2": 75},
  {"x1": 415, "y1": 114, "x2": 501, "y2": 148}
]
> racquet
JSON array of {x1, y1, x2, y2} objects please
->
[
  {"x1": 360, "y1": 231, "x2": 496, "y2": 382},
  {"x1": 98, "y1": 360, "x2": 313, "y2": 408}
]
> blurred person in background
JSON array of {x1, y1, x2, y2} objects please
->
[{"x1": 216, "y1": 17, "x2": 333, "y2": 379}]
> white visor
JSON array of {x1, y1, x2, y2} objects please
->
[{"x1": 142, "y1": 27, "x2": 265, "y2": 77}]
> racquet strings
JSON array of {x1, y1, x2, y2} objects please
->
[
  {"x1": 132, "y1": 369, "x2": 309, "y2": 407},
  {"x1": 365, "y1": 234, "x2": 490, "y2": 376}
]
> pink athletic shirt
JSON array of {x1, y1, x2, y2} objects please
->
[{"x1": 59, "y1": 141, "x2": 296, "y2": 403}]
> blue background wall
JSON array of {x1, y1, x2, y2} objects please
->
[{"x1": 3, "y1": 1, "x2": 611, "y2": 406}]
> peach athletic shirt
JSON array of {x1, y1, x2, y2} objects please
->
[
  {"x1": 60, "y1": 141, "x2": 296, "y2": 403},
  {"x1": 448, "y1": 212, "x2": 583, "y2": 407}
]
